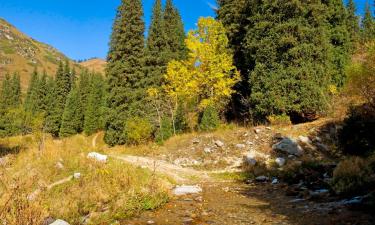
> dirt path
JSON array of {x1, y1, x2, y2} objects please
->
[
  {"x1": 110, "y1": 154, "x2": 209, "y2": 183},
  {"x1": 92, "y1": 133, "x2": 99, "y2": 148}
]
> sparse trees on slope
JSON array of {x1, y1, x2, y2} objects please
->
[
  {"x1": 362, "y1": 2, "x2": 375, "y2": 41},
  {"x1": 105, "y1": 0, "x2": 145, "y2": 145},
  {"x1": 24, "y1": 68, "x2": 39, "y2": 114},
  {"x1": 346, "y1": 0, "x2": 360, "y2": 44}
]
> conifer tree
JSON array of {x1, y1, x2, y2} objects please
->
[
  {"x1": 44, "y1": 76, "x2": 60, "y2": 136},
  {"x1": 105, "y1": 0, "x2": 145, "y2": 145},
  {"x1": 78, "y1": 71, "x2": 91, "y2": 116},
  {"x1": 362, "y1": 2, "x2": 375, "y2": 41},
  {"x1": 10, "y1": 73, "x2": 21, "y2": 108},
  {"x1": 36, "y1": 71, "x2": 48, "y2": 113},
  {"x1": 144, "y1": 0, "x2": 169, "y2": 88},
  {"x1": 164, "y1": 0, "x2": 187, "y2": 61},
  {"x1": 0, "y1": 74, "x2": 12, "y2": 110},
  {"x1": 84, "y1": 74, "x2": 106, "y2": 135},
  {"x1": 24, "y1": 68, "x2": 39, "y2": 114},
  {"x1": 59, "y1": 84, "x2": 83, "y2": 137},
  {"x1": 346, "y1": 0, "x2": 360, "y2": 43}
]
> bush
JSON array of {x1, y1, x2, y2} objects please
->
[
  {"x1": 331, "y1": 157, "x2": 373, "y2": 196},
  {"x1": 339, "y1": 104, "x2": 375, "y2": 156},
  {"x1": 124, "y1": 117, "x2": 153, "y2": 145},
  {"x1": 267, "y1": 114, "x2": 292, "y2": 126},
  {"x1": 199, "y1": 105, "x2": 220, "y2": 132},
  {"x1": 156, "y1": 117, "x2": 174, "y2": 143}
]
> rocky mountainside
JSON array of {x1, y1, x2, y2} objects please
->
[
  {"x1": 0, "y1": 18, "x2": 81, "y2": 90},
  {"x1": 79, "y1": 58, "x2": 106, "y2": 74}
]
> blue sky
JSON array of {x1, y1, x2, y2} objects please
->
[{"x1": 0, "y1": 0, "x2": 371, "y2": 60}]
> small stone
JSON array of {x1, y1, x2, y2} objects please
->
[
  {"x1": 55, "y1": 162, "x2": 64, "y2": 169},
  {"x1": 173, "y1": 185, "x2": 202, "y2": 196},
  {"x1": 49, "y1": 219, "x2": 70, "y2": 225},
  {"x1": 204, "y1": 147, "x2": 212, "y2": 154},
  {"x1": 236, "y1": 144, "x2": 246, "y2": 149},
  {"x1": 73, "y1": 173, "x2": 81, "y2": 179},
  {"x1": 254, "y1": 128, "x2": 261, "y2": 134},
  {"x1": 255, "y1": 176, "x2": 269, "y2": 182},
  {"x1": 275, "y1": 157, "x2": 286, "y2": 167},
  {"x1": 192, "y1": 138, "x2": 200, "y2": 144},
  {"x1": 272, "y1": 138, "x2": 303, "y2": 156},
  {"x1": 147, "y1": 220, "x2": 155, "y2": 224},
  {"x1": 214, "y1": 140, "x2": 224, "y2": 147},
  {"x1": 266, "y1": 127, "x2": 272, "y2": 130},
  {"x1": 244, "y1": 154, "x2": 257, "y2": 166},
  {"x1": 246, "y1": 141, "x2": 254, "y2": 145},
  {"x1": 272, "y1": 178, "x2": 279, "y2": 185},
  {"x1": 299, "y1": 136, "x2": 311, "y2": 145}
]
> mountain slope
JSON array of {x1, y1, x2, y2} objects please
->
[
  {"x1": 79, "y1": 58, "x2": 106, "y2": 74},
  {"x1": 0, "y1": 18, "x2": 82, "y2": 90}
]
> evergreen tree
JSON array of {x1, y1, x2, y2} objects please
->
[
  {"x1": 362, "y1": 2, "x2": 375, "y2": 41},
  {"x1": 36, "y1": 71, "x2": 48, "y2": 114},
  {"x1": 9, "y1": 73, "x2": 21, "y2": 108},
  {"x1": 78, "y1": 71, "x2": 91, "y2": 116},
  {"x1": 59, "y1": 84, "x2": 83, "y2": 137},
  {"x1": 84, "y1": 74, "x2": 106, "y2": 135},
  {"x1": 246, "y1": 0, "x2": 332, "y2": 119},
  {"x1": 325, "y1": 0, "x2": 351, "y2": 87},
  {"x1": 346, "y1": 0, "x2": 360, "y2": 43},
  {"x1": 105, "y1": 0, "x2": 145, "y2": 145},
  {"x1": 144, "y1": 0, "x2": 169, "y2": 88},
  {"x1": 24, "y1": 68, "x2": 40, "y2": 114},
  {"x1": 44, "y1": 76, "x2": 60, "y2": 136},
  {"x1": 164, "y1": 0, "x2": 187, "y2": 61},
  {"x1": 0, "y1": 74, "x2": 12, "y2": 110}
]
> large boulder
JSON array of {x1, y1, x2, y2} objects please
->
[{"x1": 272, "y1": 138, "x2": 303, "y2": 156}]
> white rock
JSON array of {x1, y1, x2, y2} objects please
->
[
  {"x1": 272, "y1": 138, "x2": 303, "y2": 156},
  {"x1": 55, "y1": 162, "x2": 64, "y2": 169},
  {"x1": 49, "y1": 219, "x2": 70, "y2": 225},
  {"x1": 275, "y1": 157, "x2": 286, "y2": 167},
  {"x1": 192, "y1": 138, "x2": 200, "y2": 144},
  {"x1": 272, "y1": 178, "x2": 279, "y2": 185},
  {"x1": 173, "y1": 185, "x2": 202, "y2": 196},
  {"x1": 254, "y1": 128, "x2": 261, "y2": 134},
  {"x1": 87, "y1": 152, "x2": 108, "y2": 163},
  {"x1": 73, "y1": 173, "x2": 81, "y2": 179},
  {"x1": 214, "y1": 140, "x2": 224, "y2": 147},
  {"x1": 244, "y1": 155, "x2": 257, "y2": 166},
  {"x1": 299, "y1": 136, "x2": 311, "y2": 145},
  {"x1": 204, "y1": 147, "x2": 213, "y2": 154},
  {"x1": 236, "y1": 144, "x2": 246, "y2": 149},
  {"x1": 246, "y1": 141, "x2": 254, "y2": 145},
  {"x1": 266, "y1": 127, "x2": 272, "y2": 130}
]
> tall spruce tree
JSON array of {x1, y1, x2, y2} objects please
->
[
  {"x1": 105, "y1": 0, "x2": 145, "y2": 145},
  {"x1": 325, "y1": 0, "x2": 351, "y2": 87},
  {"x1": 362, "y1": 2, "x2": 375, "y2": 41},
  {"x1": 84, "y1": 74, "x2": 106, "y2": 135},
  {"x1": 44, "y1": 76, "x2": 60, "y2": 136},
  {"x1": 246, "y1": 0, "x2": 332, "y2": 120},
  {"x1": 144, "y1": 0, "x2": 169, "y2": 88},
  {"x1": 10, "y1": 73, "x2": 21, "y2": 108},
  {"x1": 164, "y1": 0, "x2": 187, "y2": 61},
  {"x1": 59, "y1": 84, "x2": 83, "y2": 137},
  {"x1": 24, "y1": 68, "x2": 40, "y2": 114},
  {"x1": 346, "y1": 0, "x2": 360, "y2": 44},
  {"x1": 0, "y1": 74, "x2": 12, "y2": 110},
  {"x1": 78, "y1": 71, "x2": 91, "y2": 117}
]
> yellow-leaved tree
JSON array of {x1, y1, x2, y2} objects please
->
[{"x1": 163, "y1": 17, "x2": 240, "y2": 129}]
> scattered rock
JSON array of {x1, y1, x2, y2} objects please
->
[
  {"x1": 255, "y1": 176, "x2": 269, "y2": 182},
  {"x1": 49, "y1": 219, "x2": 70, "y2": 225},
  {"x1": 266, "y1": 127, "x2": 272, "y2": 130},
  {"x1": 55, "y1": 162, "x2": 64, "y2": 170},
  {"x1": 272, "y1": 178, "x2": 279, "y2": 185},
  {"x1": 272, "y1": 138, "x2": 303, "y2": 156},
  {"x1": 235, "y1": 144, "x2": 246, "y2": 149},
  {"x1": 244, "y1": 154, "x2": 257, "y2": 166},
  {"x1": 192, "y1": 138, "x2": 200, "y2": 144},
  {"x1": 246, "y1": 141, "x2": 254, "y2": 145},
  {"x1": 275, "y1": 157, "x2": 286, "y2": 167},
  {"x1": 42, "y1": 217, "x2": 55, "y2": 225},
  {"x1": 173, "y1": 185, "x2": 202, "y2": 196},
  {"x1": 147, "y1": 220, "x2": 155, "y2": 224},
  {"x1": 254, "y1": 128, "x2": 261, "y2": 134},
  {"x1": 299, "y1": 136, "x2": 311, "y2": 145},
  {"x1": 204, "y1": 147, "x2": 213, "y2": 154},
  {"x1": 73, "y1": 173, "x2": 81, "y2": 179},
  {"x1": 214, "y1": 140, "x2": 224, "y2": 147},
  {"x1": 309, "y1": 189, "x2": 330, "y2": 199},
  {"x1": 87, "y1": 152, "x2": 108, "y2": 163},
  {"x1": 0, "y1": 157, "x2": 7, "y2": 166}
]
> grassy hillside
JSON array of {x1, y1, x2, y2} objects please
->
[
  {"x1": 0, "y1": 18, "x2": 82, "y2": 90},
  {"x1": 79, "y1": 58, "x2": 106, "y2": 74}
]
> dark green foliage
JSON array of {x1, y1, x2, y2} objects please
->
[
  {"x1": 0, "y1": 74, "x2": 12, "y2": 110},
  {"x1": 164, "y1": 0, "x2": 187, "y2": 61},
  {"x1": 105, "y1": 0, "x2": 146, "y2": 146},
  {"x1": 123, "y1": 116, "x2": 153, "y2": 145},
  {"x1": 144, "y1": 0, "x2": 169, "y2": 88},
  {"x1": 326, "y1": 0, "x2": 351, "y2": 87},
  {"x1": 346, "y1": 0, "x2": 360, "y2": 44},
  {"x1": 246, "y1": 0, "x2": 331, "y2": 118},
  {"x1": 84, "y1": 74, "x2": 106, "y2": 135},
  {"x1": 78, "y1": 71, "x2": 91, "y2": 114},
  {"x1": 362, "y1": 2, "x2": 375, "y2": 41},
  {"x1": 156, "y1": 116, "x2": 173, "y2": 143},
  {"x1": 339, "y1": 104, "x2": 375, "y2": 156},
  {"x1": 59, "y1": 85, "x2": 83, "y2": 138},
  {"x1": 24, "y1": 68, "x2": 39, "y2": 114},
  {"x1": 44, "y1": 76, "x2": 60, "y2": 136},
  {"x1": 199, "y1": 105, "x2": 220, "y2": 132},
  {"x1": 174, "y1": 103, "x2": 187, "y2": 133}
]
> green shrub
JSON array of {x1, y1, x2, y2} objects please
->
[
  {"x1": 199, "y1": 105, "x2": 220, "y2": 132},
  {"x1": 123, "y1": 117, "x2": 153, "y2": 145},
  {"x1": 267, "y1": 114, "x2": 292, "y2": 126},
  {"x1": 339, "y1": 104, "x2": 375, "y2": 156},
  {"x1": 156, "y1": 117, "x2": 173, "y2": 143},
  {"x1": 331, "y1": 157, "x2": 373, "y2": 196}
]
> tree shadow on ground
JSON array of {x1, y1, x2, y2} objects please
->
[{"x1": 0, "y1": 144, "x2": 21, "y2": 158}]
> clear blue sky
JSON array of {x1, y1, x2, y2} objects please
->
[{"x1": 0, "y1": 0, "x2": 371, "y2": 60}]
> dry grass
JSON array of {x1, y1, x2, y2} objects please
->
[{"x1": 0, "y1": 134, "x2": 169, "y2": 224}]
